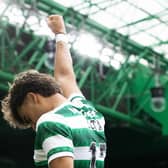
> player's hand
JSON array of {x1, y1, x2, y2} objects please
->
[{"x1": 47, "y1": 15, "x2": 66, "y2": 34}]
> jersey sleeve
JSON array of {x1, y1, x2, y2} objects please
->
[{"x1": 35, "y1": 113, "x2": 74, "y2": 165}]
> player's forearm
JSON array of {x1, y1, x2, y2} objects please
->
[{"x1": 54, "y1": 41, "x2": 75, "y2": 80}]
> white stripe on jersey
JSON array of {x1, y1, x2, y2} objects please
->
[
  {"x1": 74, "y1": 146, "x2": 105, "y2": 161},
  {"x1": 36, "y1": 113, "x2": 88, "y2": 129},
  {"x1": 42, "y1": 135, "x2": 73, "y2": 154},
  {"x1": 34, "y1": 150, "x2": 74, "y2": 164},
  {"x1": 34, "y1": 146, "x2": 105, "y2": 164}
]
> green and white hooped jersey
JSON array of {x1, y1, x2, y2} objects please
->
[{"x1": 34, "y1": 94, "x2": 106, "y2": 168}]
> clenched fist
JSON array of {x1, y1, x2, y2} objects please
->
[{"x1": 47, "y1": 15, "x2": 66, "y2": 34}]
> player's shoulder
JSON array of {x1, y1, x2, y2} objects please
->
[{"x1": 35, "y1": 108, "x2": 66, "y2": 131}]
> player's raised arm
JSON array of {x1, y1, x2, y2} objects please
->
[{"x1": 47, "y1": 15, "x2": 81, "y2": 98}]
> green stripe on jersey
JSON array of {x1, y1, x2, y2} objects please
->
[
  {"x1": 47, "y1": 146, "x2": 73, "y2": 160},
  {"x1": 35, "y1": 122, "x2": 72, "y2": 149}
]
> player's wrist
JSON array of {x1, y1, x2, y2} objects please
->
[{"x1": 55, "y1": 33, "x2": 68, "y2": 43}]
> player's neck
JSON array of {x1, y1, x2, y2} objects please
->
[
  {"x1": 32, "y1": 93, "x2": 67, "y2": 130},
  {"x1": 49, "y1": 93, "x2": 68, "y2": 109}
]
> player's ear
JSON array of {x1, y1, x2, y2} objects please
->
[{"x1": 26, "y1": 92, "x2": 39, "y2": 104}]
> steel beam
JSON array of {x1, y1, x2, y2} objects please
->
[
  {"x1": 0, "y1": 71, "x2": 14, "y2": 81},
  {"x1": 95, "y1": 104, "x2": 161, "y2": 134},
  {"x1": 24, "y1": 0, "x2": 166, "y2": 67}
]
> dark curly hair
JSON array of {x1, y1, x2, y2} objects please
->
[{"x1": 1, "y1": 70, "x2": 62, "y2": 129}]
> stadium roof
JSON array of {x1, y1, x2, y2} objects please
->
[{"x1": 1, "y1": 0, "x2": 168, "y2": 70}]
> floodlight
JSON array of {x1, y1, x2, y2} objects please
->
[{"x1": 150, "y1": 86, "x2": 166, "y2": 112}]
